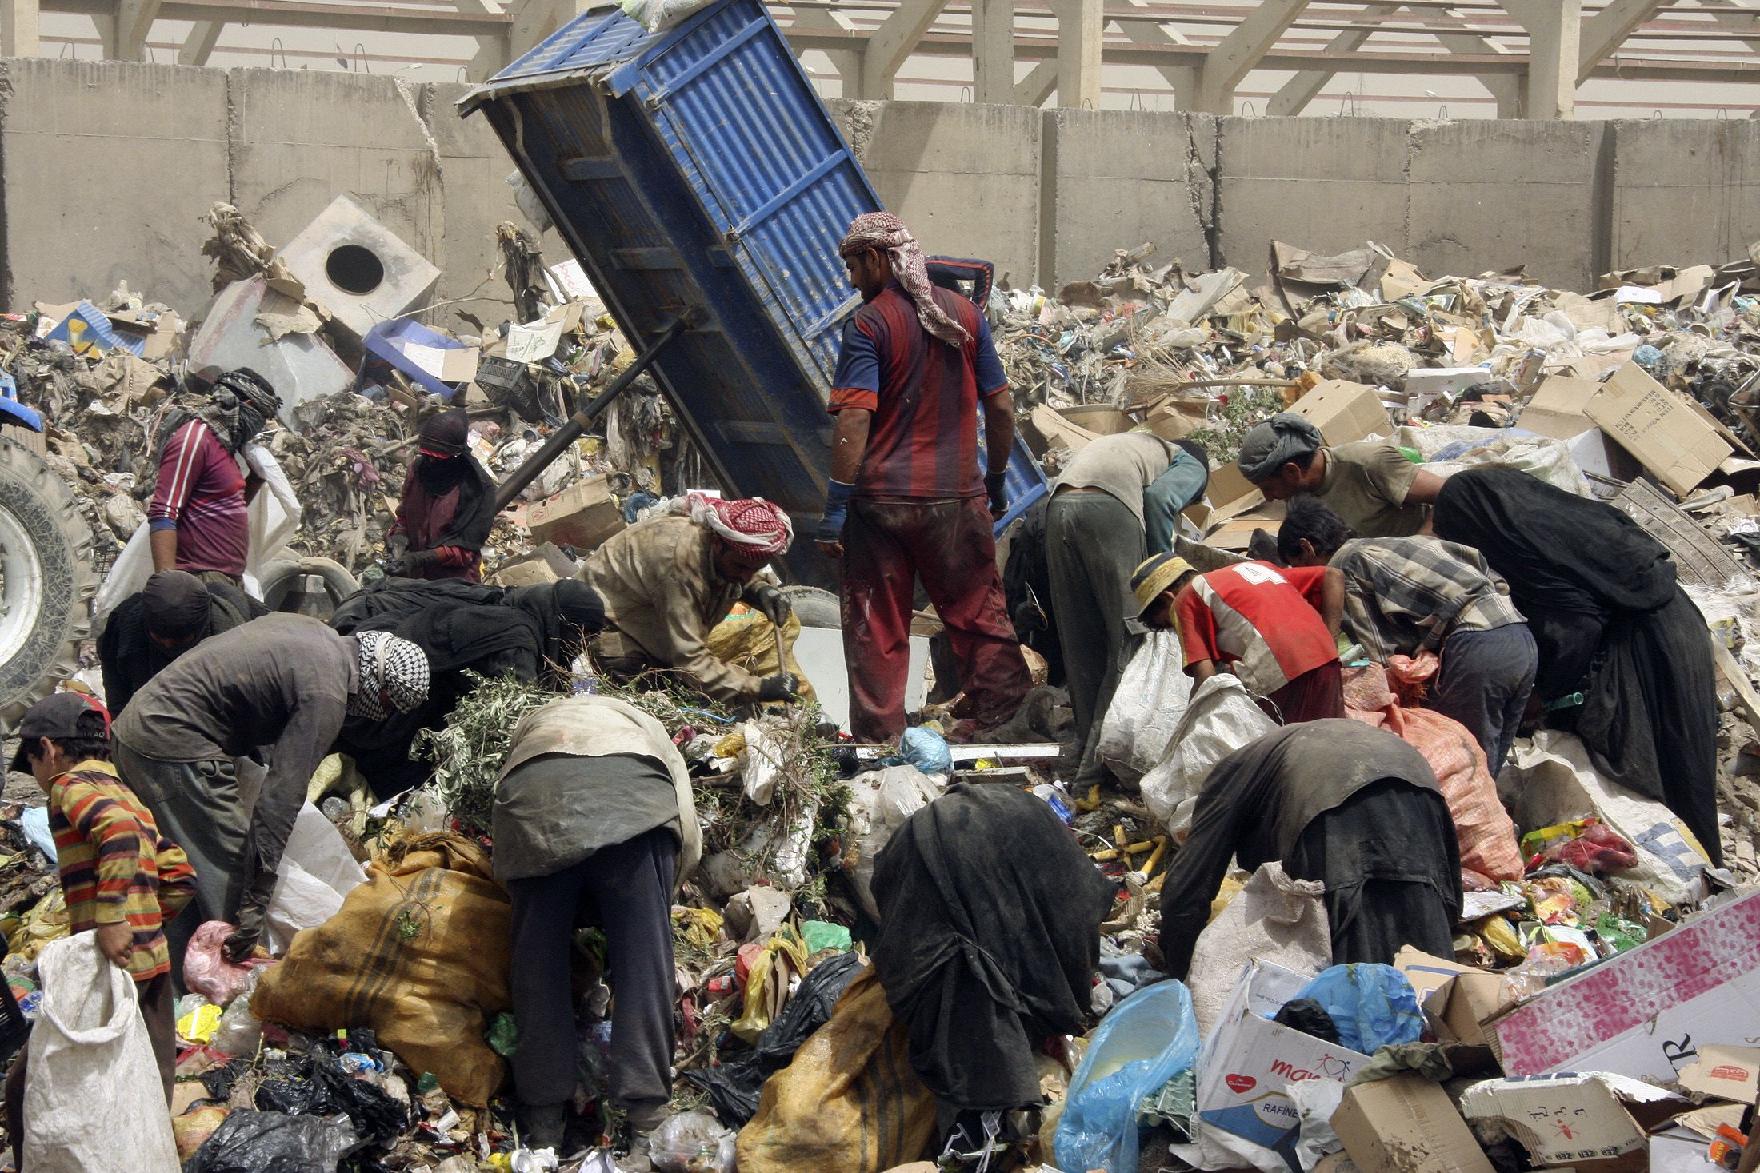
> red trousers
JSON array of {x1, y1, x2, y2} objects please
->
[{"x1": 841, "y1": 497, "x2": 1031, "y2": 742}]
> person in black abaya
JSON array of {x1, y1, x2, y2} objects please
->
[
  {"x1": 388, "y1": 410, "x2": 498, "y2": 582},
  {"x1": 99, "y1": 570, "x2": 259, "y2": 715},
  {"x1": 870, "y1": 784, "x2": 1113, "y2": 1153},
  {"x1": 1431, "y1": 466, "x2": 1721, "y2": 865},
  {"x1": 331, "y1": 580, "x2": 607, "y2": 797}
]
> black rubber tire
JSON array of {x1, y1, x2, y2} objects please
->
[
  {"x1": 259, "y1": 556, "x2": 360, "y2": 621},
  {"x1": 0, "y1": 438, "x2": 95, "y2": 730}
]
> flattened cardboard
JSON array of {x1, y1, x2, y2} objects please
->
[
  {"x1": 1677, "y1": 1045, "x2": 1760, "y2": 1105},
  {"x1": 1487, "y1": 888, "x2": 1760, "y2": 1081},
  {"x1": 1195, "y1": 960, "x2": 1372, "y2": 1152},
  {"x1": 1393, "y1": 948, "x2": 1510, "y2": 1048},
  {"x1": 1585, "y1": 364, "x2": 1732, "y2": 497},
  {"x1": 1332, "y1": 1074, "x2": 1494, "y2": 1173},
  {"x1": 1289, "y1": 379, "x2": 1393, "y2": 445},
  {"x1": 1461, "y1": 1073, "x2": 1688, "y2": 1169}
]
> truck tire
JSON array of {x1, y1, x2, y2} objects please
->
[
  {"x1": 0, "y1": 438, "x2": 95, "y2": 729},
  {"x1": 779, "y1": 584, "x2": 840, "y2": 629},
  {"x1": 258, "y1": 557, "x2": 360, "y2": 621}
]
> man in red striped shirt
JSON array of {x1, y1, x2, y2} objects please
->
[
  {"x1": 816, "y1": 213, "x2": 1029, "y2": 741},
  {"x1": 10, "y1": 694, "x2": 194, "y2": 1110},
  {"x1": 148, "y1": 368, "x2": 281, "y2": 583}
]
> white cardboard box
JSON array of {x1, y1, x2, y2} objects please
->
[{"x1": 1194, "y1": 961, "x2": 1371, "y2": 1151}]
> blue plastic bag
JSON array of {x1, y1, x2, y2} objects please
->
[
  {"x1": 1291, "y1": 964, "x2": 1424, "y2": 1055},
  {"x1": 899, "y1": 726, "x2": 952, "y2": 775},
  {"x1": 1054, "y1": 980, "x2": 1198, "y2": 1173}
]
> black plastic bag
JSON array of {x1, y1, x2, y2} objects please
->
[
  {"x1": 1272, "y1": 997, "x2": 1340, "y2": 1045},
  {"x1": 252, "y1": 1039, "x2": 409, "y2": 1148},
  {"x1": 687, "y1": 951, "x2": 864, "y2": 1127},
  {"x1": 183, "y1": 1110, "x2": 359, "y2": 1173}
]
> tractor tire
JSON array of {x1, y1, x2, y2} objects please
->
[
  {"x1": 779, "y1": 584, "x2": 840, "y2": 629},
  {"x1": 0, "y1": 438, "x2": 95, "y2": 729}
]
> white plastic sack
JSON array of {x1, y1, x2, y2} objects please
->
[
  {"x1": 1141, "y1": 674, "x2": 1277, "y2": 838},
  {"x1": 1096, "y1": 631, "x2": 1193, "y2": 783},
  {"x1": 23, "y1": 932, "x2": 180, "y2": 1172},
  {"x1": 739, "y1": 721, "x2": 787, "y2": 807},
  {"x1": 1185, "y1": 862, "x2": 1330, "y2": 1040},
  {"x1": 93, "y1": 442, "x2": 302, "y2": 626},
  {"x1": 266, "y1": 803, "x2": 368, "y2": 954},
  {"x1": 620, "y1": 0, "x2": 711, "y2": 31},
  {"x1": 1501, "y1": 730, "x2": 1710, "y2": 905}
]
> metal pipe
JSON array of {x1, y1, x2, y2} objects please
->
[{"x1": 492, "y1": 316, "x2": 689, "y2": 513}]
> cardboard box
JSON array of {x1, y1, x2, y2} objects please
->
[
  {"x1": 1289, "y1": 379, "x2": 1393, "y2": 445},
  {"x1": 1204, "y1": 461, "x2": 1263, "y2": 515},
  {"x1": 1195, "y1": 961, "x2": 1371, "y2": 1152},
  {"x1": 1677, "y1": 1045, "x2": 1760, "y2": 1105},
  {"x1": 1393, "y1": 948, "x2": 1511, "y2": 1048},
  {"x1": 1488, "y1": 887, "x2": 1760, "y2": 1081},
  {"x1": 1332, "y1": 1074, "x2": 1494, "y2": 1173},
  {"x1": 1514, "y1": 376, "x2": 1643, "y2": 482},
  {"x1": 1585, "y1": 363, "x2": 1732, "y2": 497},
  {"x1": 1404, "y1": 367, "x2": 1494, "y2": 412},
  {"x1": 1462, "y1": 1073, "x2": 1687, "y2": 1170},
  {"x1": 526, "y1": 475, "x2": 625, "y2": 552}
]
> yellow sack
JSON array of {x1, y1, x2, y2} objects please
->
[
  {"x1": 737, "y1": 968, "x2": 935, "y2": 1173},
  {"x1": 252, "y1": 832, "x2": 512, "y2": 1105},
  {"x1": 707, "y1": 606, "x2": 816, "y2": 702}
]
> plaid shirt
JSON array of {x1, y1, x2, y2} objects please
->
[
  {"x1": 1329, "y1": 536, "x2": 1525, "y2": 663},
  {"x1": 48, "y1": 760, "x2": 197, "y2": 982}
]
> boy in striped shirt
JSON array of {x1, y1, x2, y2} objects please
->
[{"x1": 11, "y1": 692, "x2": 194, "y2": 1100}]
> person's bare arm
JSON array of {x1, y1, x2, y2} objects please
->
[
  {"x1": 149, "y1": 527, "x2": 178, "y2": 573},
  {"x1": 981, "y1": 388, "x2": 1014, "y2": 475},
  {"x1": 1403, "y1": 468, "x2": 1447, "y2": 506},
  {"x1": 818, "y1": 409, "x2": 872, "y2": 560},
  {"x1": 1187, "y1": 658, "x2": 1218, "y2": 683},
  {"x1": 1319, "y1": 566, "x2": 1346, "y2": 637}
]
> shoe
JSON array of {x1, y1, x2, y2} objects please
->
[{"x1": 520, "y1": 1102, "x2": 568, "y2": 1153}]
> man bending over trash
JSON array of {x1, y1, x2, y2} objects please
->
[
  {"x1": 1159, "y1": 720, "x2": 1463, "y2": 976},
  {"x1": 493, "y1": 694, "x2": 701, "y2": 1161},
  {"x1": 112, "y1": 613, "x2": 429, "y2": 973},
  {"x1": 98, "y1": 568, "x2": 258, "y2": 715},
  {"x1": 582, "y1": 494, "x2": 798, "y2": 704}
]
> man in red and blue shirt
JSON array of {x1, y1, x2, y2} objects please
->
[
  {"x1": 816, "y1": 212, "x2": 1029, "y2": 741},
  {"x1": 148, "y1": 368, "x2": 280, "y2": 582}
]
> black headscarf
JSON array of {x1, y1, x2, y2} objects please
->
[
  {"x1": 505, "y1": 580, "x2": 606, "y2": 671},
  {"x1": 141, "y1": 570, "x2": 211, "y2": 641},
  {"x1": 399, "y1": 411, "x2": 498, "y2": 554}
]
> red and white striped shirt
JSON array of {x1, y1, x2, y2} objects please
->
[
  {"x1": 147, "y1": 418, "x2": 248, "y2": 576},
  {"x1": 1176, "y1": 561, "x2": 1337, "y2": 695}
]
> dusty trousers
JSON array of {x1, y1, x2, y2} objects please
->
[
  {"x1": 505, "y1": 828, "x2": 677, "y2": 1128},
  {"x1": 840, "y1": 496, "x2": 1031, "y2": 742},
  {"x1": 1045, "y1": 490, "x2": 1143, "y2": 785}
]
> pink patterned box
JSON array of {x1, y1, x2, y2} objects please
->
[{"x1": 1491, "y1": 888, "x2": 1760, "y2": 1080}]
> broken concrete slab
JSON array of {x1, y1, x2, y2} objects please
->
[{"x1": 277, "y1": 194, "x2": 442, "y2": 341}]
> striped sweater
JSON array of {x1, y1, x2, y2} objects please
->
[{"x1": 48, "y1": 760, "x2": 196, "y2": 982}]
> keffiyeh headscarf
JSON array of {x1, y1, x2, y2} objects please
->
[
  {"x1": 839, "y1": 212, "x2": 971, "y2": 347},
  {"x1": 348, "y1": 630, "x2": 431, "y2": 721},
  {"x1": 684, "y1": 493, "x2": 794, "y2": 557},
  {"x1": 1236, "y1": 413, "x2": 1325, "y2": 483}
]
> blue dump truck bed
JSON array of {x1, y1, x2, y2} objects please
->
[{"x1": 459, "y1": 0, "x2": 1044, "y2": 583}]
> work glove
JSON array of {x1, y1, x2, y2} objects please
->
[
  {"x1": 403, "y1": 549, "x2": 439, "y2": 574},
  {"x1": 815, "y1": 480, "x2": 855, "y2": 548},
  {"x1": 744, "y1": 583, "x2": 792, "y2": 628},
  {"x1": 222, "y1": 898, "x2": 266, "y2": 964},
  {"x1": 756, "y1": 673, "x2": 799, "y2": 703},
  {"x1": 984, "y1": 471, "x2": 1009, "y2": 519}
]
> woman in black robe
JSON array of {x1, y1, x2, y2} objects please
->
[
  {"x1": 1431, "y1": 466, "x2": 1720, "y2": 865},
  {"x1": 388, "y1": 410, "x2": 499, "y2": 582}
]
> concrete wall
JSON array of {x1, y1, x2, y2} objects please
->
[{"x1": 2, "y1": 60, "x2": 1760, "y2": 335}]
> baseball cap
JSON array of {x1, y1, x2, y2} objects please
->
[{"x1": 10, "y1": 692, "x2": 110, "y2": 773}]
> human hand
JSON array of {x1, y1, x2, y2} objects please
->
[
  {"x1": 756, "y1": 673, "x2": 799, "y2": 703},
  {"x1": 95, "y1": 921, "x2": 133, "y2": 968},
  {"x1": 984, "y1": 471, "x2": 1008, "y2": 519},
  {"x1": 747, "y1": 584, "x2": 792, "y2": 627}
]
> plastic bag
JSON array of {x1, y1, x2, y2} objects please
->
[
  {"x1": 184, "y1": 1109, "x2": 359, "y2": 1172},
  {"x1": 845, "y1": 765, "x2": 943, "y2": 921},
  {"x1": 738, "y1": 721, "x2": 787, "y2": 806},
  {"x1": 1291, "y1": 965, "x2": 1425, "y2": 1055},
  {"x1": 619, "y1": 0, "x2": 713, "y2": 34},
  {"x1": 267, "y1": 802, "x2": 367, "y2": 954},
  {"x1": 650, "y1": 1111, "x2": 736, "y2": 1173},
  {"x1": 1140, "y1": 673, "x2": 1277, "y2": 837},
  {"x1": 1096, "y1": 631, "x2": 1193, "y2": 783},
  {"x1": 1054, "y1": 980, "x2": 1199, "y2": 1173},
  {"x1": 23, "y1": 932, "x2": 180, "y2": 1172},
  {"x1": 1186, "y1": 862, "x2": 1330, "y2": 1039},
  {"x1": 184, "y1": 920, "x2": 267, "y2": 1004},
  {"x1": 1534, "y1": 819, "x2": 1638, "y2": 875},
  {"x1": 900, "y1": 726, "x2": 951, "y2": 775}
]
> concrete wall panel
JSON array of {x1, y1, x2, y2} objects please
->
[
  {"x1": 228, "y1": 70, "x2": 443, "y2": 290},
  {"x1": 0, "y1": 59, "x2": 229, "y2": 317},
  {"x1": 832, "y1": 99, "x2": 1041, "y2": 288},
  {"x1": 1215, "y1": 117, "x2": 1409, "y2": 277},
  {"x1": 1041, "y1": 109, "x2": 1215, "y2": 289},
  {"x1": 1406, "y1": 119, "x2": 1604, "y2": 292},
  {"x1": 1610, "y1": 119, "x2": 1760, "y2": 273}
]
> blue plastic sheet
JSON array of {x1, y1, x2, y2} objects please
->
[
  {"x1": 1291, "y1": 964, "x2": 1424, "y2": 1055},
  {"x1": 900, "y1": 726, "x2": 952, "y2": 775},
  {"x1": 1054, "y1": 980, "x2": 1198, "y2": 1173}
]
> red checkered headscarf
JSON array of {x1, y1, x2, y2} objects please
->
[
  {"x1": 686, "y1": 493, "x2": 793, "y2": 557},
  {"x1": 838, "y1": 212, "x2": 971, "y2": 347}
]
